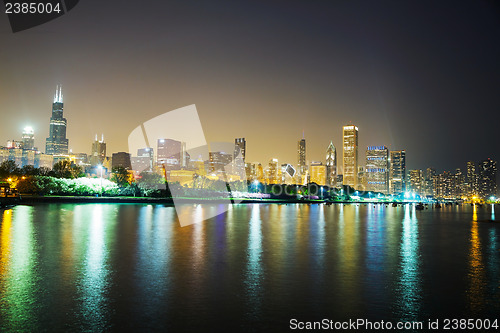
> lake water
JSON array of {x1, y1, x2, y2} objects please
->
[{"x1": 0, "y1": 203, "x2": 499, "y2": 332}]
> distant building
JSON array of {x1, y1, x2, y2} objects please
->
[
  {"x1": 478, "y1": 158, "x2": 497, "y2": 199},
  {"x1": 34, "y1": 153, "x2": 54, "y2": 169},
  {"x1": 466, "y1": 161, "x2": 478, "y2": 197},
  {"x1": 365, "y1": 146, "x2": 389, "y2": 194},
  {"x1": 22, "y1": 126, "x2": 35, "y2": 150},
  {"x1": 266, "y1": 158, "x2": 279, "y2": 184},
  {"x1": 131, "y1": 148, "x2": 154, "y2": 174},
  {"x1": 342, "y1": 125, "x2": 358, "y2": 188},
  {"x1": 310, "y1": 161, "x2": 327, "y2": 186},
  {"x1": 112, "y1": 152, "x2": 132, "y2": 170},
  {"x1": 409, "y1": 170, "x2": 424, "y2": 196},
  {"x1": 234, "y1": 138, "x2": 246, "y2": 177},
  {"x1": 207, "y1": 151, "x2": 232, "y2": 175},
  {"x1": 389, "y1": 150, "x2": 406, "y2": 195},
  {"x1": 90, "y1": 134, "x2": 106, "y2": 166},
  {"x1": 297, "y1": 137, "x2": 306, "y2": 176},
  {"x1": 326, "y1": 142, "x2": 337, "y2": 186},
  {"x1": 45, "y1": 85, "x2": 69, "y2": 155},
  {"x1": 157, "y1": 139, "x2": 182, "y2": 169}
]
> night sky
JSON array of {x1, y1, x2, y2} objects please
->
[{"x1": 0, "y1": 0, "x2": 499, "y2": 172}]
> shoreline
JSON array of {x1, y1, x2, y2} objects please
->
[{"x1": 15, "y1": 195, "x2": 449, "y2": 206}]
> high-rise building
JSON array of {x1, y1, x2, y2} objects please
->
[
  {"x1": 298, "y1": 136, "x2": 306, "y2": 176},
  {"x1": 326, "y1": 142, "x2": 337, "y2": 186},
  {"x1": 478, "y1": 158, "x2": 497, "y2": 199},
  {"x1": 157, "y1": 139, "x2": 182, "y2": 169},
  {"x1": 22, "y1": 126, "x2": 35, "y2": 150},
  {"x1": 409, "y1": 169, "x2": 424, "y2": 196},
  {"x1": 466, "y1": 161, "x2": 478, "y2": 197},
  {"x1": 365, "y1": 146, "x2": 389, "y2": 194},
  {"x1": 112, "y1": 152, "x2": 132, "y2": 170},
  {"x1": 234, "y1": 138, "x2": 246, "y2": 177},
  {"x1": 389, "y1": 150, "x2": 406, "y2": 194},
  {"x1": 342, "y1": 125, "x2": 358, "y2": 188},
  {"x1": 45, "y1": 85, "x2": 69, "y2": 155},
  {"x1": 234, "y1": 138, "x2": 246, "y2": 162},
  {"x1": 131, "y1": 148, "x2": 154, "y2": 173},
  {"x1": 267, "y1": 158, "x2": 279, "y2": 184},
  {"x1": 90, "y1": 134, "x2": 106, "y2": 166},
  {"x1": 423, "y1": 167, "x2": 436, "y2": 197},
  {"x1": 310, "y1": 161, "x2": 327, "y2": 186}
]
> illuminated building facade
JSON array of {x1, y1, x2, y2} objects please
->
[
  {"x1": 267, "y1": 158, "x2": 279, "y2": 184},
  {"x1": 478, "y1": 158, "x2": 497, "y2": 199},
  {"x1": 342, "y1": 125, "x2": 358, "y2": 187},
  {"x1": 310, "y1": 161, "x2": 326, "y2": 186},
  {"x1": 389, "y1": 150, "x2": 406, "y2": 194},
  {"x1": 90, "y1": 134, "x2": 106, "y2": 166},
  {"x1": 365, "y1": 146, "x2": 389, "y2": 194},
  {"x1": 45, "y1": 85, "x2": 69, "y2": 155},
  {"x1": 326, "y1": 142, "x2": 337, "y2": 186},
  {"x1": 22, "y1": 126, "x2": 35, "y2": 150},
  {"x1": 297, "y1": 137, "x2": 306, "y2": 176}
]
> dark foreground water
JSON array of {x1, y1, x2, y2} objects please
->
[{"x1": 0, "y1": 203, "x2": 499, "y2": 332}]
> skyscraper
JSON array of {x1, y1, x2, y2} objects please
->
[
  {"x1": 22, "y1": 126, "x2": 35, "y2": 150},
  {"x1": 90, "y1": 134, "x2": 106, "y2": 166},
  {"x1": 342, "y1": 125, "x2": 358, "y2": 188},
  {"x1": 326, "y1": 141, "x2": 337, "y2": 186},
  {"x1": 234, "y1": 138, "x2": 246, "y2": 177},
  {"x1": 389, "y1": 150, "x2": 406, "y2": 194},
  {"x1": 365, "y1": 146, "x2": 389, "y2": 194},
  {"x1": 157, "y1": 139, "x2": 182, "y2": 169},
  {"x1": 478, "y1": 158, "x2": 497, "y2": 199},
  {"x1": 298, "y1": 136, "x2": 306, "y2": 176},
  {"x1": 234, "y1": 138, "x2": 246, "y2": 162},
  {"x1": 466, "y1": 161, "x2": 478, "y2": 197},
  {"x1": 45, "y1": 85, "x2": 69, "y2": 155}
]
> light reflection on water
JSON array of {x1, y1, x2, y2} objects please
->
[
  {"x1": 0, "y1": 203, "x2": 499, "y2": 331},
  {"x1": 396, "y1": 205, "x2": 421, "y2": 321}
]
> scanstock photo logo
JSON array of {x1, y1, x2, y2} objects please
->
[
  {"x1": 4, "y1": 0, "x2": 79, "y2": 32},
  {"x1": 128, "y1": 105, "x2": 246, "y2": 227}
]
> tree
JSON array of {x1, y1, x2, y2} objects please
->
[
  {"x1": 0, "y1": 160, "x2": 20, "y2": 179},
  {"x1": 52, "y1": 160, "x2": 83, "y2": 179},
  {"x1": 111, "y1": 166, "x2": 130, "y2": 187},
  {"x1": 52, "y1": 160, "x2": 73, "y2": 178}
]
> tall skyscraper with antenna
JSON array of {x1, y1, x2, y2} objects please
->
[
  {"x1": 45, "y1": 85, "x2": 69, "y2": 155},
  {"x1": 297, "y1": 132, "x2": 306, "y2": 176}
]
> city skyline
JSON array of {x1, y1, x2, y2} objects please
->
[
  {"x1": 0, "y1": 92, "x2": 498, "y2": 181},
  {"x1": 0, "y1": 1, "x2": 498, "y2": 172}
]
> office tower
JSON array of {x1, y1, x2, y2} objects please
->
[
  {"x1": 310, "y1": 161, "x2": 327, "y2": 186},
  {"x1": 234, "y1": 138, "x2": 246, "y2": 162},
  {"x1": 342, "y1": 125, "x2": 358, "y2": 187},
  {"x1": 453, "y1": 168, "x2": 466, "y2": 198},
  {"x1": 90, "y1": 134, "x2": 106, "y2": 166},
  {"x1": 326, "y1": 142, "x2": 337, "y2": 186},
  {"x1": 131, "y1": 148, "x2": 154, "y2": 173},
  {"x1": 466, "y1": 161, "x2": 478, "y2": 197},
  {"x1": 409, "y1": 170, "x2": 423, "y2": 196},
  {"x1": 298, "y1": 136, "x2": 306, "y2": 176},
  {"x1": 423, "y1": 167, "x2": 435, "y2": 197},
  {"x1": 478, "y1": 158, "x2": 497, "y2": 199},
  {"x1": 267, "y1": 158, "x2": 279, "y2": 184},
  {"x1": 365, "y1": 146, "x2": 389, "y2": 194},
  {"x1": 207, "y1": 151, "x2": 232, "y2": 174},
  {"x1": 45, "y1": 85, "x2": 69, "y2": 155},
  {"x1": 157, "y1": 138, "x2": 182, "y2": 169},
  {"x1": 22, "y1": 126, "x2": 35, "y2": 150},
  {"x1": 389, "y1": 150, "x2": 406, "y2": 194},
  {"x1": 112, "y1": 152, "x2": 132, "y2": 170},
  {"x1": 234, "y1": 138, "x2": 246, "y2": 177}
]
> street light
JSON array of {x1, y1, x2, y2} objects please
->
[{"x1": 98, "y1": 165, "x2": 103, "y2": 196}]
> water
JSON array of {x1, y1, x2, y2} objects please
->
[{"x1": 0, "y1": 203, "x2": 499, "y2": 332}]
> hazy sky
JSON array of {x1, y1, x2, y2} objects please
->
[{"x1": 1, "y1": 0, "x2": 499, "y2": 172}]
